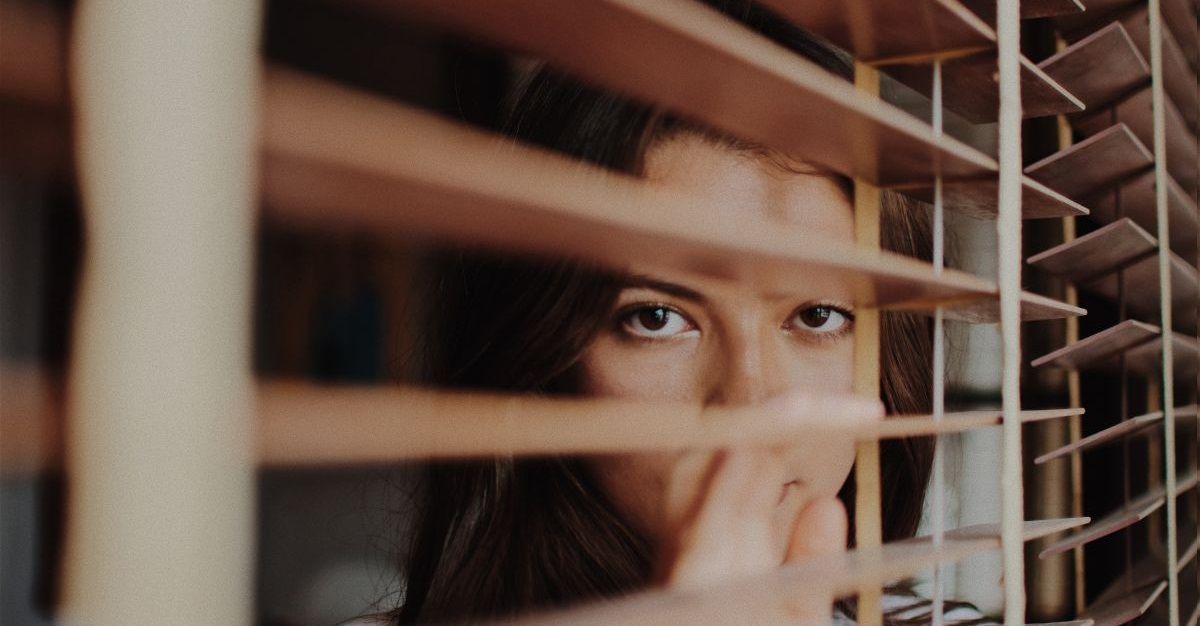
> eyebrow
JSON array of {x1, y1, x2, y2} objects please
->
[{"x1": 621, "y1": 275, "x2": 707, "y2": 304}]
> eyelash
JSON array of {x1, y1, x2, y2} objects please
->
[{"x1": 612, "y1": 302, "x2": 855, "y2": 342}]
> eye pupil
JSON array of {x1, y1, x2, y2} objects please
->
[
  {"x1": 638, "y1": 307, "x2": 670, "y2": 331},
  {"x1": 800, "y1": 306, "x2": 833, "y2": 328}
]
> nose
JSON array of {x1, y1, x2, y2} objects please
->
[{"x1": 704, "y1": 322, "x2": 789, "y2": 406}]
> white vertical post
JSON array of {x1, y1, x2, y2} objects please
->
[
  {"x1": 1148, "y1": 0, "x2": 1181, "y2": 624},
  {"x1": 995, "y1": 1, "x2": 1026, "y2": 625},
  {"x1": 63, "y1": 2, "x2": 262, "y2": 624},
  {"x1": 931, "y1": 57, "x2": 946, "y2": 626}
]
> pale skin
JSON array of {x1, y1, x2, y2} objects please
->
[{"x1": 579, "y1": 134, "x2": 882, "y2": 622}]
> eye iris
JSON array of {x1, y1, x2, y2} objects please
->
[
  {"x1": 638, "y1": 307, "x2": 670, "y2": 331},
  {"x1": 800, "y1": 306, "x2": 833, "y2": 328}
]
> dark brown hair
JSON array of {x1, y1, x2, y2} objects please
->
[{"x1": 392, "y1": 3, "x2": 933, "y2": 623}]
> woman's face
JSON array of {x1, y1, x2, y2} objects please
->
[{"x1": 580, "y1": 134, "x2": 857, "y2": 558}]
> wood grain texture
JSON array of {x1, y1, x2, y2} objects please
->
[
  {"x1": 366, "y1": 0, "x2": 998, "y2": 186},
  {"x1": 1025, "y1": 123, "x2": 1154, "y2": 200},
  {"x1": 1031, "y1": 319, "x2": 1161, "y2": 370},
  {"x1": 1085, "y1": 170, "x2": 1199, "y2": 257},
  {"x1": 886, "y1": 51, "x2": 1084, "y2": 122},
  {"x1": 1027, "y1": 218, "x2": 1158, "y2": 281},
  {"x1": 1038, "y1": 22, "x2": 1150, "y2": 109},
  {"x1": 1073, "y1": 87, "x2": 1199, "y2": 192}
]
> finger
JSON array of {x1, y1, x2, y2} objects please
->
[{"x1": 785, "y1": 496, "x2": 848, "y2": 563}]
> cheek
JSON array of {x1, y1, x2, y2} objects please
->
[
  {"x1": 577, "y1": 335, "x2": 704, "y2": 402},
  {"x1": 589, "y1": 451, "x2": 678, "y2": 541}
]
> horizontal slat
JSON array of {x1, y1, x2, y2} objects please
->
[
  {"x1": 894, "y1": 174, "x2": 1090, "y2": 220},
  {"x1": 1037, "y1": 468, "x2": 1193, "y2": 573},
  {"x1": 1087, "y1": 170, "x2": 1200, "y2": 257},
  {"x1": 1025, "y1": 123, "x2": 1154, "y2": 201},
  {"x1": 262, "y1": 69, "x2": 1000, "y2": 310},
  {"x1": 882, "y1": 51, "x2": 1084, "y2": 122},
  {"x1": 1087, "y1": 250, "x2": 1200, "y2": 332},
  {"x1": 0, "y1": 0, "x2": 1090, "y2": 223},
  {"x1": 1189, "y1": 599, "x2": 1200, "y2": 626},
  {"x1": 1180, "y1": 533, "x2": 1200, "y2": 574},
  {"x1": 1040, "y1": 486, "x2": 1169, "y2": 557},
  {"x1": 1027, "y1": 218, "x2": 1157, "y2": 282},
  {"x1": 752, "y1": 0, "x2": 995, "y2": 61},
  {"x1": 1074, "y1": 87, "x2": 1199, "y2": 192},
  {"x1": 368, "y1": 0, "x2": 998, "y2": 186},
  {"x1": 1123, "y1": 331, "x2": 1200, "y2": 379},
  {"x1": 1031, "y1": 319, "x2": 1160, "y2": 370},
  {"x1": 900, "y1": 517, "x2": 1091, "y2": 543},
  {"x1": 1083, "y1": 580, "x2": 1168, "y2": 626},
  {"x1": 0, "y1": 366, "x2": 1083, "y2": 473},
  {"x1": 936, "y1": 290, "x2": 1086, "y2": 323},
  {"x1": 1035, "y1": 411, "x2": 1164, "y2": 464},
  {"x1": 1116, "y1": 5, "x2": 1199, "y2": 131},
  {"x1": 1056, "y1": 0, "x2": 1199, "y2": 72},
  {"x1": 962, "y1": 0, "x2": 1085, "y2": 22},
  {"x1": 1038, "y1": 22, "x2": 1150, "y2": 110}
]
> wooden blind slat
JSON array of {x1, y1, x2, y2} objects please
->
[
  {"x1": 1116, "y1": 6, "x2": 1200, "y2": 131},
  {"x1": 364, "y1": 0, "x2": 997, "y2": 186},
  {"x1": 1073, "y1": 87, "x2": 1199, "y2": 192},
  {"x1": 1032, "y1": 319, "x2": 1161, "y2": 369},
  {"x1": 0, "y1": 367, "x2": 1084, "y2": 472},
  {"x1": 753, "y1": 0, "x2": 995, "y2": 60},
  {"x1": 1087, "y1": 251, "x2": 1200, "y2": 332},
  {"x1": 1082, "y1": 580, "x2": 1168, "y2": 626},
  {"x1": 261, "y1": 69, "x2": 1002, "y2": 310},
  {"x1": 1088, "y1": 171, "x2": 1199, "y2": 257},
  {"x1": 1025, "y1": 124, "x2": 1154, "y2": 200},
  {"x1": 961, "y1": 0, "x2": 1085, "y2": 23},
  {"x1": 884, "y1": 52, "x2": 1084, "y2": 122},
  {"x1": 1027, "y1": 218, "x2": 1159, "y2": 281},
  {"x1": 1039, "y1": 22, "x2": 1151, "y2": 109},
  {"x1": 1033, "y1": 408, "x2": 1200, "y2": 464},
  {"x1": 894, "y1": 174, "x2": 1090, "y2": 220},
  {"x1": 937, "y1": 290, "x2": 1087, "y2": 323}
]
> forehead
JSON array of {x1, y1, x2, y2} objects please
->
[
  {"x1": 642, "y1": 133, "x2": 854, "y2": 241},
  {"x1": 636, "y1": 134, "x2": 856, "y2": 301}
]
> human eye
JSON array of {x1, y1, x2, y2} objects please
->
[
  {"x1": 616, "y1": 304, "x2": 698, "y2": 340},
  {"x1": 785, "y1": 303, "x2": 854, "y2": 337}
]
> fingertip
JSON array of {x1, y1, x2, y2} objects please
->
[{"x1": 786, "y1": 497, "x2": 848, "y2": 562}]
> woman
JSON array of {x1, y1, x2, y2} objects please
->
[{"x1": 388, "y1": 2, "x2": 947, "y2": 624}]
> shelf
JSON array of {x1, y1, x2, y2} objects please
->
[
  {"x1": 1040, "y1": 486, "x2": 1166, "y2": 557},
  {"x1": 1074, "y1": 87, "x2": 1199, "y2": 193},
  {"x1": 373, "y1": 0, "x2": 999, "y2": 186},
  {"x1": 1086, "y1": 251, "x2": 1200, "y2": 332},
  {"x1": 1031, "y1": 319, "x2": 1160, "y2": 371},
  {"x1": 1027, "y1": 218, "x2": 1157, "y2": 282},
  {"x1": 894, "y1": 174, "x2": 1090, "y2": 220},
  {"x1": 1025, "y1": 124, "x2": 1154, "y2": 201},
  {"x1": 883, "y1": 51, "x2": 1084, "y2": 122},
  {"x1": 1086, "y1": 170, "x2": 1200, "y2": 257},
  {"x1": 1115, "y1": 5, "x2": 1199, "y2": 131},
  {"x1": 1038, "y1": 22, "x2": 1150, "y2": 110}
]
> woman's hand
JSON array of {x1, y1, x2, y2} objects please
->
[{"x1": 656, "y1": 446, "x2": 848, "y2": 625}]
